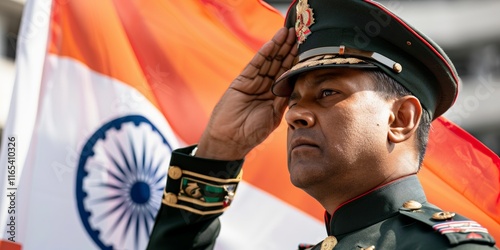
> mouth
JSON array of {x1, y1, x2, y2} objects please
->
[{"x1": 290, "y1": 138, "x2": 319, "y2": 151}]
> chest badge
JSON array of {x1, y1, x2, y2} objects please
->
[{"x1": 295, "y1": 0, "x2": 315, "y2": 45}]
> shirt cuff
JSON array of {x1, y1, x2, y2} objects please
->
[{"x1": 162, "y1": 145, "x2": 244, "y2": 215}]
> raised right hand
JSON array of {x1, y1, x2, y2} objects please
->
[{"x1": 196, "y1": 27, "x2": 297, "y2": 160}]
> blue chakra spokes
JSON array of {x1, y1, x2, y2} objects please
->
[{"x1": 76, "y1": 115, "x2": 173, "y2": 250}]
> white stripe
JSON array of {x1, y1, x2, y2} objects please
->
[
  {"x1": 0, "y1": 0, "x2": 52, "y2": 241},
  {"x1": 1, "y1": 55, "x2": 181, "y2": 249}
]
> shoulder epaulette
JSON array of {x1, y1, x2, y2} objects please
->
[{"x1": 399, "y1": 201, "x2": 496, "y2": 247}]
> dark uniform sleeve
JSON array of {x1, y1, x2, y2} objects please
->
[{"x1": 146, "y1": 145, "x2": 244, "y2": 250}]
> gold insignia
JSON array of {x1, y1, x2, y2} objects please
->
[
  {"x1": 295, "y1": 0, "x2": 315, "y2": 45},
  {"x1": 361, "y1": 246, "x2": 376, "y2": 250},
  {"x1": 402, "y1": 200, "x2": 422, "y2": 211},
  {"x1": 392, "y1": 63, "x2": 403, "y2": 73},
  {"x1": 290, "y1": 54, "x2": 365, "y2": 72},
  {"x1": 432, "y1": 211, "x2": 456, "y2": 221},
  {"x1": 163, "y1": 192, "x2": 178, "y2": 205},
  {"x1": 168, "y1": 166, "x2": 182, "y2": 180},
  {"x1": 320, "y1": 236, "x2": 337, "y2": 250}
]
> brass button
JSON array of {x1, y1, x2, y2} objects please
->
[
  {"x1": 168, "y1": 166, "x2": 182, "y2": 180},
  {"x1": 432, "y1": 211, "x2": 455, "y2": 221},
  {"x1": 393, "y1": 63, "x2": 402, "y2": 73},
  {"x1": 402, "y1": 200, "x2": 422, "y2": 210},
  {"x1": 163, "y1": 192, "x2": 178, "y2": 205},
  {"x1": 320, "y1": 236, "x2": 337, "y2": 250}
]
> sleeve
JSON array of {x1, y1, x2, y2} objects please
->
[{"x1": 146, "y1": 145, "x2": 244, "y2": 250}]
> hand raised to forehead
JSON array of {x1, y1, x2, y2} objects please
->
[{"x1": 196, "y1": 27, "x2": 297, "y2": 161}]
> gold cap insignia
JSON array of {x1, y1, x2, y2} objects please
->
[{"x1": 295, "y1": 0, "x2": 315, "y2": 46}]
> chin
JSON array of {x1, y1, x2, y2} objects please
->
[
  {"x1": 288, "y1": 157, "x2": 329, "y2": 190},
  {"x1": 289, "y1": 169, "x2": 319, "y2": 190},
  {"x1": 289, "y1": 174, "x2": 326, "y2": 204}
]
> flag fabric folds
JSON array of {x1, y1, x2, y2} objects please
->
[{"x1": 0, "y1": 0, "x2": 498, "y2": 249}]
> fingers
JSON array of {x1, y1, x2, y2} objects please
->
[
  {"x1": 234, "y1": 27, "x2": 297, "y2": 93},
  {"x1": 255, "y1": 27, "x2": 297, "y2": 79},
  {"x1": 276, "y1": 33, "x2": 298, "y2": 78},
  {"x1": 242, "y1": 27, "x2": 290, "y2": 78},
  {"x1": 267, "y1": 27, "x2": 297, "y2": 78}
]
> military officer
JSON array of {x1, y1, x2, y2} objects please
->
[{"x1": 147, "y1": 0, "x2": 498, "y2": 249}]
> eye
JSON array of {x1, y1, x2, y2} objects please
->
[
  {"x1": 320, "y1": 89, "x2": 337, "y2": 98},
  {"x1": 288, "y1": 92, "x2": 299, "y2": 108}
]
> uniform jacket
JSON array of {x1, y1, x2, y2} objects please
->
[{"x1": 147, "y1": 146, "x2": 497, "y2": 249}]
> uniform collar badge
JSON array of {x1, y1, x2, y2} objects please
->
[{"x1": 295, "y1": 0, "x2": 315, "y2": 46}]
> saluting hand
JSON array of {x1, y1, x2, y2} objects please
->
[{"x1": 196, "y1": 27, "x2": 297, "y2": 160}]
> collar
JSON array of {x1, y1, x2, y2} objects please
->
[{"x1": 324, "y1": 175, "x2": 427, "y2": 237}]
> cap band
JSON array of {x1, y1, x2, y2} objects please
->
[
  {"x1": 291, "y1": 55, "x2": 370, "y2": 72},
  {"x1": 299, "y1": 46, "x2": 400, "y2": 73}
]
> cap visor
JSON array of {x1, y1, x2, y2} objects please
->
[{"x1": 272, "y1": 57, "x2": 376, "y2": 97}]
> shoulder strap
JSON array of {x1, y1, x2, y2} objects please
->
[{"x1": 399, "y1": 202, "x2": 496, "y2": 247}]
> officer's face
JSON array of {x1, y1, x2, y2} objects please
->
[{"x1": 285, "y1": 68, "x2": 394, "y2": 193}]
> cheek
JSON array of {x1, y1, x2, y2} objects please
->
[
  {"x1": 330, "y1": 95, "x2": 390, "y2": 149},
  {"x1": 356, "y1": 98, "x2": 392, "y2": 146},
  {"x1": 320, "y1": 110, "x2": 356, "y2": 156}
]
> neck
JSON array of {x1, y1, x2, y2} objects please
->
[
  {"x1": 308, "y1": 177, "x2": 389, "y2": 214},
  {"x1": 307, "y1": 167, "x2": 417, "y2": 214}
]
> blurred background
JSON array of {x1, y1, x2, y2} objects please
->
[{"x1": 1, "y1": 0, "x2": 499, "y2": 155}]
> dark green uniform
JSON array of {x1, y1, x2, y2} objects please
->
[
  {"x1": 307, "y1": 176, "x2": 496, "y2": 249},
  {"x1": 146, "y1": 146, "x2": 497, "y2": 249}
]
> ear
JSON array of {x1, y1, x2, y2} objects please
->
[{"x1": 387, "y1": 96, "x2": 422, "y2": 143}]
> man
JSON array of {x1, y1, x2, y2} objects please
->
[{"x1": 147, "y1": 0, "x2": 497, "y2": 249}]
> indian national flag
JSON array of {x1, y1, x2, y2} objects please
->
[{"x1": 0, "y1": 0, "x2": 498, "y2": 249}]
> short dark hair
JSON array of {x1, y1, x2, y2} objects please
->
[{"x1": 368, "y1": 70, "x2": 432, "y2": 168}]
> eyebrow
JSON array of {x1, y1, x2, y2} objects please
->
[
  {"x1": 289, "y1": 70, "x2": 354, "y2": 102},
  {"x1": 289, "y1": 72, "x2": 341, "y2": 102},
  {"x1": 312, "y1": 72, "x2": 344, "y2": 85},
  {"x1": 289, "y1": 91, "x2": 299, "y2": 102}
]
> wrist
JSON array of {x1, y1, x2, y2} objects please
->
[{"x1": 195, "y1": 138, "x2": 248, "y2": 161}]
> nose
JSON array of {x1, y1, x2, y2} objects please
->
[{"x1": 285, "y1": 104, "x2": 316, "y2": 130}]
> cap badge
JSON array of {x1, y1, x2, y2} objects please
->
[{"x1": 295, "y1": 0, "x2": 315, "y2": 46}]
